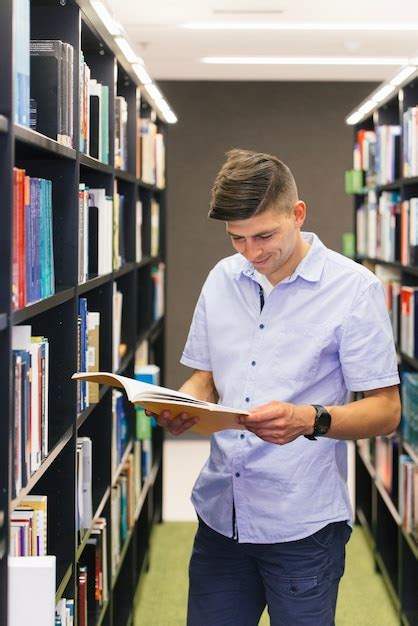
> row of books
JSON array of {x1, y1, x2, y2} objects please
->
[
  {"x1": 140, "y1": 118, "x2": 165, "y2": 188},
  {"x1": 55, "y1": 598, "x2": 74, "y2": 625},
  {"x1": 12, "y1": 326, "x2": 49, "y2": 495},
  {"x1": 78, "y1": 518, "x2": 108, "y2": 624},
  {"x1": 352, "y1": 126, "x2": 401, "y2": 186},
  {"x1": 401, "y1": 372, "x2": 418, "y2": 449},
  {"x1": 371, "y1": 436, "x2": 418, "y2": 542},
  {"x1": 10, "y1": 495, "x2": 47, "y2": 557},
  {"x1": 356, "y1": 193, "x2": 418, "y2": 265},
  {"x1": 111, "y1": 441, "x2": 141, "y2": 577},
  {"x1": 402, "y1": 106, "x2": 418, "y2": 178},
  {"x1": 376, "y1": 266, "x2": 418, "y2": 363},
  {"x1": 77, "y1": 299, "x2": 100, "y2": 414},
  {"x1": 12, "y1": 169, "x2": 55, "y2": 310},
  {"x1": 30, "y1": 40, "x2": 74, "y2": 148},
  {"x1": 78, "y1": 185, "x2": 144, "y2": 284}
]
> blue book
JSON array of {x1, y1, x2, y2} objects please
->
[{"x1": 13, "y1": 0, "x2": 30, "y2": 126}]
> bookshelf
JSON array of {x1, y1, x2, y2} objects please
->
[
  {"x1": 0, "y1": 0, "x2": 167, "y2": 624},
  {"x1": 346, "y1": 73, "x2": 418, "y2": 626}
]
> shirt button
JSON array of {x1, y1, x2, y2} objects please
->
[
  {"x1": 240, "y1": 433, "x2": 245, "y2": 439},
  {"x1": 259, "y1": 324, "x2": 264, "y2": 329},
  {"x1": 235, "y1": 472, "x2": 240, "y2": 478},
  {"x1": 245, "y1": 397, "x2": 250, "y2": 402},
  {"x1": 251, "y1": 361, "x2": 256, "y2": 366}
]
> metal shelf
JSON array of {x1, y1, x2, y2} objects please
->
[
  {"x1": 14, "y1": 124, "x2": 76, "y2": 160},
  {"x1": 76, "y1": 487, "x2": 111, "y2": 561},
  {"x1": 12, "y1": 287, "x2": 75, "y2": 324},
  {"x1": 10, "y1": 426, "x2": 73, "y2": 511},
  {"x1": 77, "y1": 273, "x2": 112, "y2": 295},
  {"x1": 79, "y1": 153, "x2": 113, "y2": 174}
]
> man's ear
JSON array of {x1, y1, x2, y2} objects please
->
[{"x1": 293, "y1": 201, "x2": 307, "y2": 227}]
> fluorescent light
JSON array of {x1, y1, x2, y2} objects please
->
[
  {"x1": 163, "y1": 110, "x2": 178, "y2": 124},
  {"x1": 155, "y1": 98, "x2": 171, "y2": 113},
  {"x1": 358, "y1": 100, "x2": 375, "y2": 114},
  {"x1": 91, "y1": 1, "x2": 121, "y2": 36},
  {"x1": 201, "y1": 56, "x2": 408, "y2": 66},
  {"x1": 133, "y1": 63, "x2": 152, "y2": 85},
  {"x1": 346, "y1": 111, "x2": 364, "y2": 125},
  {"x1": 115, "y1": 37, "x2": 142, "y2": 64},
  {"x1": 372, "y1": 84, "x2": 396, "y2": 102},
  {"x1": 390, "y1": 65, "x2": 417, "y2": 86},
  {"x1": 145, "y1": 84, "x2": 163, "y2": 100},
  {"x1": 183, "y1": 21, "x2": 418, "y2": 31}
]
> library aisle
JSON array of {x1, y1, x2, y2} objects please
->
[{"x1": 134, "y1": 523, "x2": 398, "y2": 626}]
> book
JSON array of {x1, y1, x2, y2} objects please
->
[
  {"x1": 72, "y1": 372, "x2": 247, "y2": 436},
  {"x1": 8, "y1": 555, "x2": 56, "y2": 626}
]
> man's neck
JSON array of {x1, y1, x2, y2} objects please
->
[{"x1": 268, "y1": 235, "x2": 311, "y2": 285}]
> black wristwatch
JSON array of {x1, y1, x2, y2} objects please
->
[{"x1": 304, "y1": 405, "x2": 332, "y2": 440}]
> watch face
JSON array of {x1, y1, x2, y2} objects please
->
[{"x1": 315, "y1": 407, "x2": 331, "y2": 435}]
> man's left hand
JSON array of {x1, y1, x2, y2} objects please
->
[{"x1": 237, "y1": 402, "x2": 316, "y2": 445}]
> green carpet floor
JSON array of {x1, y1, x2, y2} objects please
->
[{"x1": 134, "y1": 523, "x2": 398, "y2": 626}]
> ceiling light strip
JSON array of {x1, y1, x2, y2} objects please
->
[
  {"x1": 345, "y1": 65, "x2": 418, "y2": 125},
  {"x1": 183, "y1": 21, "x2": 418, "y2": 31},
  {"x1": 201, "y1": 56, "x2": 408, "y2": 66}
]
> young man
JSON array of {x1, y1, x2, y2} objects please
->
[{"x1": 156, "y1": 149, "x2": 401, "y2": 625}]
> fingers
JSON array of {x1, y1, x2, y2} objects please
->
[{"x1": 156, "y1": 410, "x2": 199, "y2": 436}]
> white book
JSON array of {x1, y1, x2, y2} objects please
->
[
  {"x1": 8, "y1": 556, "x2": 56, "y2": 626},
  {"x1": 135, "y1": 200, "x2": 143, "y2": 263},
  {"x1": 78, "y1": 437, "x2": 93, "y2": 530},
  {"x1": 112, "y1": 284, "x2": 123, "y2": 372}
]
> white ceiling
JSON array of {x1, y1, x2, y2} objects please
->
[{"x1": 107, "y1": 0, "x2": 418, "y2": 82}]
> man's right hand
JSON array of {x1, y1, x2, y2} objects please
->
[{"x1": 146, "y1": 409, "x2": 200, "y2": 436}]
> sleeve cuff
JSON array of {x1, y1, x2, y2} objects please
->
[
  {"x1": 180, "y1": 353, "x2": 212, "y2": 371},
  {"x1": 346, "y1": 373, "x2": 400, "y2": 392}
]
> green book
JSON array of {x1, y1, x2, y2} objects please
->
[
  {"x1": 344, "y1": 169, "x2": 364, "y2": 194},
  {"x1": 342, "y1": 232, "x2": 356, "y2": 258},
  {"x1": 136, "y1": 407, "x2": 152, "y2": 440}
]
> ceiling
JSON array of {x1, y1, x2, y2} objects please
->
[{"x1": 107, "y1": 0, "x2": 418, "y2": 82}]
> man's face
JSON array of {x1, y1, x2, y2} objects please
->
[{"x1": 226, "y1": 202, "x2": 306, "y2": 284}]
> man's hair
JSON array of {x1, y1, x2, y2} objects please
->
[{"x1": 209, "y1": 148, "x2": 298, "y2": 221}]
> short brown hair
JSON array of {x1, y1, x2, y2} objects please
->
[{"x1": 209, "y1": 148, "x2": 298, "y2": 221}]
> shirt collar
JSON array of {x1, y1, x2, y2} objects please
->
[{"x1": 230, "y1": 232, "x2": 327, "y2": 284}]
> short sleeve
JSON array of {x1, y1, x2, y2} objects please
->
[
  {"x1": 339, "y1": 280, "x2": 400, "y2": 391},
  {"x1": 180, "y1": 290, "x2": 212, "y2": 371}
]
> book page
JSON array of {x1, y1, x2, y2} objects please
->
[{"x1": 71, "y1": 371, "x2": 204, "y2": 404}]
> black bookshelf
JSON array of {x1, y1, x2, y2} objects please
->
[
  {"x1": 0, "y1": 1, "x2": 167, "y2": 625},
  {"x1": 348, "y1": 80, "x2": 418, "y2": 626}
]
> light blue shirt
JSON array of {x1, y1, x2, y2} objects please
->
[{"x1": 181, "y1": 232, "x2": 399, "y2": 543}]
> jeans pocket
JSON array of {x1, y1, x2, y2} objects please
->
[
  {"x1": 309, "y1": 523, "x2": 336, "y2": 549},
  {"x1": 276, "y1": 575, "x2": 318, "y2": 597}
]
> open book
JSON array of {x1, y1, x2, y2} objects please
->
[{"x1": 71, "y1": 372, "x2": 247, "y2": 436}]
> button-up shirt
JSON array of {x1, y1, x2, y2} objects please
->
[{"x1": 180, "y1": 232, "x2": 399, "y2": 543}]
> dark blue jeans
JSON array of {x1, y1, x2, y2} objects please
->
[{"x1": 187, "y1": 519, "x2": 352, "y2": 626}]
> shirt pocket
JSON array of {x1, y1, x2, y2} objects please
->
[{"x1": 274, "y1": 323, "x2": 326, "y2": 382}]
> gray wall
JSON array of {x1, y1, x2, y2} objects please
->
[{"x1": 159, "y1": 80, "x2": 377, "y2": 389}]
